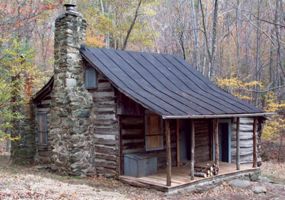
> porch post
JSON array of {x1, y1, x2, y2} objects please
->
[
  {"x1": 165, "y1": 120, "x2": 172, "y2": 186},
  {"x1": 190, "y1": 119, "x2": 195, "y2": 180},
  {"x1": 253, "y1": 118, "x2": 257, "y2": 168},
  {"x1": 176, "y1": 119, "x2": 180, "y2": 167},
  {"x1": 236, "y1": 117, "x2": 240, "y2": 170},
  {"x1": 213, "y1": 119, "x2": 219, "y2": 168}
]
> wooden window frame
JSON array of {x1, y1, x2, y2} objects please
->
[
  {"x1": 37, "y1": 112, "x2": 48, "y2": 145},
  {"x1": 85, "y1": 66, "x2": 97, "y2": 90},
  {"x1": 145, "y1": 113, "x2": 164, "y2": 151}
]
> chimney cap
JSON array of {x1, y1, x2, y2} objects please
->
[{"x1": 64, "y1": 3, "x2": 76, "y2": 12}]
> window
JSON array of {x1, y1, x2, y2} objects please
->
[
  {"x1": 85, "y1": 66, "x2": 97, "y2": 89},
  {"x1": 145, "y1": 114, "x2": 164, "y2": 151},
  {"x1": 37, "y1": 112, "x2": 48, "y2": 145}
]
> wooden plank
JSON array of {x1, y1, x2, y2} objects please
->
[
  {"x1": 236, "y1": 117, "x2": 240, "y2": 170},
  {"x1": 214, "y1": 119, "x2": 219, "y2": 168},
  {"x1": 165, "y1": 120, "x2": 172, "y2": 186},
  {"x1": 176, "y1": 119, "x2": 180, "y2": 167},
  {"x1": 190, "y1": 119, "x2": 195, "y2": 180},
  {"x1": 253, "y1": 118, "x2": 257, "y2": 168}
]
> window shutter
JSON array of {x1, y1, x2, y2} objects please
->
[
  {"x1": 145, "y1": 114, "x2": 164, "y2": 151},
  {"x1": 38, "y1": 113, "x2": 48, "y2": 145},
  {"x1": 85, "y1": 67, "x2": 97, "y2": 89}
]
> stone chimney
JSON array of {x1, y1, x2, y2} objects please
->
[{"x1": 49, "y1": 3, "x2": 94, "y2": 176}]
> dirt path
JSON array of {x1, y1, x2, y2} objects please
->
[{"x1": 0, "y1": 156, "x2": 285, "y2": 200}]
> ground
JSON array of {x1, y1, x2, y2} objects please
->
[{"x1": 0, "y1": 156, "x2": 285, "y2": 200}]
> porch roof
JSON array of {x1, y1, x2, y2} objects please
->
[{"x1": 81, "y1": 47, "x2": 266, "y2": 118}]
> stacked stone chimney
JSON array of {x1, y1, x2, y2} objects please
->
[{"x1": 49, "y1": 3, "x2": 94, "y2": 176}]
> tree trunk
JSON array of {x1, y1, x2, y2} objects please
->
[{"x1": 122, "y1": 0, "x2": 142, "y2": 50}]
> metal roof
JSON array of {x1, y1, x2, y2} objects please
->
[{"x1": 80, "y1": 47, "x2": 265, "y2": 118}]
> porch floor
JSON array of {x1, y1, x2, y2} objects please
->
[{"x1": 120, "y1": 162, "x2": 259, "y2": 193}]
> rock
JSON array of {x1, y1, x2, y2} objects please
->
[
  {"x1": 259, "y1": 176, "x2": 274, "y2": 183},
  {"x1": 252, "y1": 186, "x2": 267, "y2": 194},
  {"x1": 249, "y1": 172, "x2": 260, "y2": 181},
  {"x1": 228, "y1": 179, "x2": 252, "y2": 189}
]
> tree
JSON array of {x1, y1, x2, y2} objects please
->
[{"x1": 0, "y1": 38, "x2": 39, "y2": 146}]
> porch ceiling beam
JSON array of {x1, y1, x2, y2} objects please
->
[
  {"x1": 253, "y1": 118, "x2": 257, "y2": 168},
  {"x1": 236, "y1": 117, "x2": 240, "y2": 170},
  {"x1": 162, "y1": 112, "x2": 274, "y2": 119},
  {"x1": 165, "y1": 120, "x2": 172, "y2": 186}
]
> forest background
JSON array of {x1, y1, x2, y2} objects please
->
[{"x1": 0, "y1": 0, "x2": 284, "y2": 161}]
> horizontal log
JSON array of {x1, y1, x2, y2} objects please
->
[
  {"x1": 95, "y1": 106, "x2": 116, "y2": 112},
  {"x1": 240, "y1": 118, "x2": 254, "y2": 123},
  {"x1": 95, "y1": 134, "x2": 117, "y2": 140},
  {"x1": 232, "y1": 134, "x2": 253, "y2": 140},
  {"x1": 94, "y1": 119, "x2": 118, "y2": 126},
  {"x1": 195, "y1": 145, "x2": 210, "y2": 150},
  {"x1": 232, "y1": 157, "x2": 253, "y2": 163},
  {"x1": 121, "y1": 129, "x2": 143, "y2": 135},
  {"x1": 123, "y1": 142, "x2": 144, "y2": 150},
  {"x1": 120, "y1": 117, "x2": 144, "y2": 124},
  {"x1": 194, "y1": 172, "x2": 207, "y2": 178},
  {"x1": 97, "y1": 82, "x2": 112, "y2": 88},
  {"x1": 94, "y1": 127, "x2": 119, "y2": 134},
  {"x1": 123, "y1": 148, "x2": 145, "y2": 154},
  {"x1": 95, "y1": 160, "x2": 117, "y2": 170},
  {"x1": 96, "y1": 114, "x2": 116, "y2": 120},
  {"x1": 95, "y1": 131, "x2": 119, "y2": 136},
  {"x1": 94, "y1": 138, "x2": 118, "y2": 145},
  {"x1": 95, "y1": 145, "x2": 118, "y2": 155},
  {"x1": 37, "y1": 107, "x2": 50, "y2": 112},
  {"x1": 122, "y1": 139, "x2": 144, "y2": 145},
  {"x1": 232, "y1": 150, "x2": 253, "y2": 156},
  {"x1": 93, "y1": 91, "x2": 114, "y2": 98},
  {"x1": 232, "y1": 140, "x2": 253, "y2": 148},
  {"x1": 95, "y1": 153, "x2": 118, "y2": 162},
  {"x1": 122, "y1": 134, "x2": 144, "y2": 140},
  {"x1": 93, "y1": 100, "x2": 116, "y2": 106}
]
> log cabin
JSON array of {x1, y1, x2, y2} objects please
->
[{"x1": 30, "y1": 3, "x2": 271, "y2": 192}]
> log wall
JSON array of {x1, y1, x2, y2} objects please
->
[
  {"x1": 89, "y1": 73, "x2": 120, "y2": 177},
  {"x1": 120, "y1": 115, "x2": 177, "y2": 171},
  {"x1": 231, "y1": 117, "x2": 261, "y2": 164},
  {"x1": 194, "y1": 120, "x2": 211, "y2": 163}
]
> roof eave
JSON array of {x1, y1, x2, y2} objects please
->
[
  {"x1": 32, "y1": 76, "x2": 54, "y2": 103},
  {"x1": 162, "y1": 112, "x2": 275, "y2": 119}
]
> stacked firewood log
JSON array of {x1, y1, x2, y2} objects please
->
[{"x1": 194, "y1": 162, "x2": 219, "y2": 178}]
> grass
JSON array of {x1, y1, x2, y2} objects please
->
[{"x1": 261, "y1": 161, "x2": 285, "y2": 184}]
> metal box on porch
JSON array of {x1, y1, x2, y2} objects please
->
[{"x1": 124, "y1": 154, "x2": 157, "y2": 177}]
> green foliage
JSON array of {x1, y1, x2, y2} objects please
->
[
  {"x1": 216, "y1": 76, "x2": 285, "y2": 141},
  {"x1": 262, "y1": 92, "x2": 285, "y2": 140},
  {"x1": 78, "y1": 0, "x2": 159, "y2": 49},
  {"x1": 0, "y1": 38, "x2": 38, "y2": 141},
  {"x1": 216, "y1": 76, "x2": 262, "y2": 101}
]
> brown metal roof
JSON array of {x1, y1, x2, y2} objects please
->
[{"x1": 80, "y1": 47, "x2": 264, "y2": 118}]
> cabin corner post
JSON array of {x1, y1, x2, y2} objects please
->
[
  {"x1": 190, "y1": 119, "x2": 195, "y2": 180},
  {"x1": 253, "y1": 118, "x2": 257, "y2": 168},
  {"x1": 236, "y1": 117, "x2": 240, "y2": 170},
  {"x1": 165, "y1": 120, "x2": 172, "y2": 186},
  {"x1": 176, "y1": 119, "x2": 180, "y2": 167},
  {"x1": 213, "y1": 119, "x2": 219, "y2": 168}
]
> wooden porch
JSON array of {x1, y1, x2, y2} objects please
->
[{"x1": 120, "y1": 162, "x2": 259, "y2": 193}]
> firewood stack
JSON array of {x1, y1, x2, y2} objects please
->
[{"x1": 194, "y1": 162, "x2": 219, "y2": 178}]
